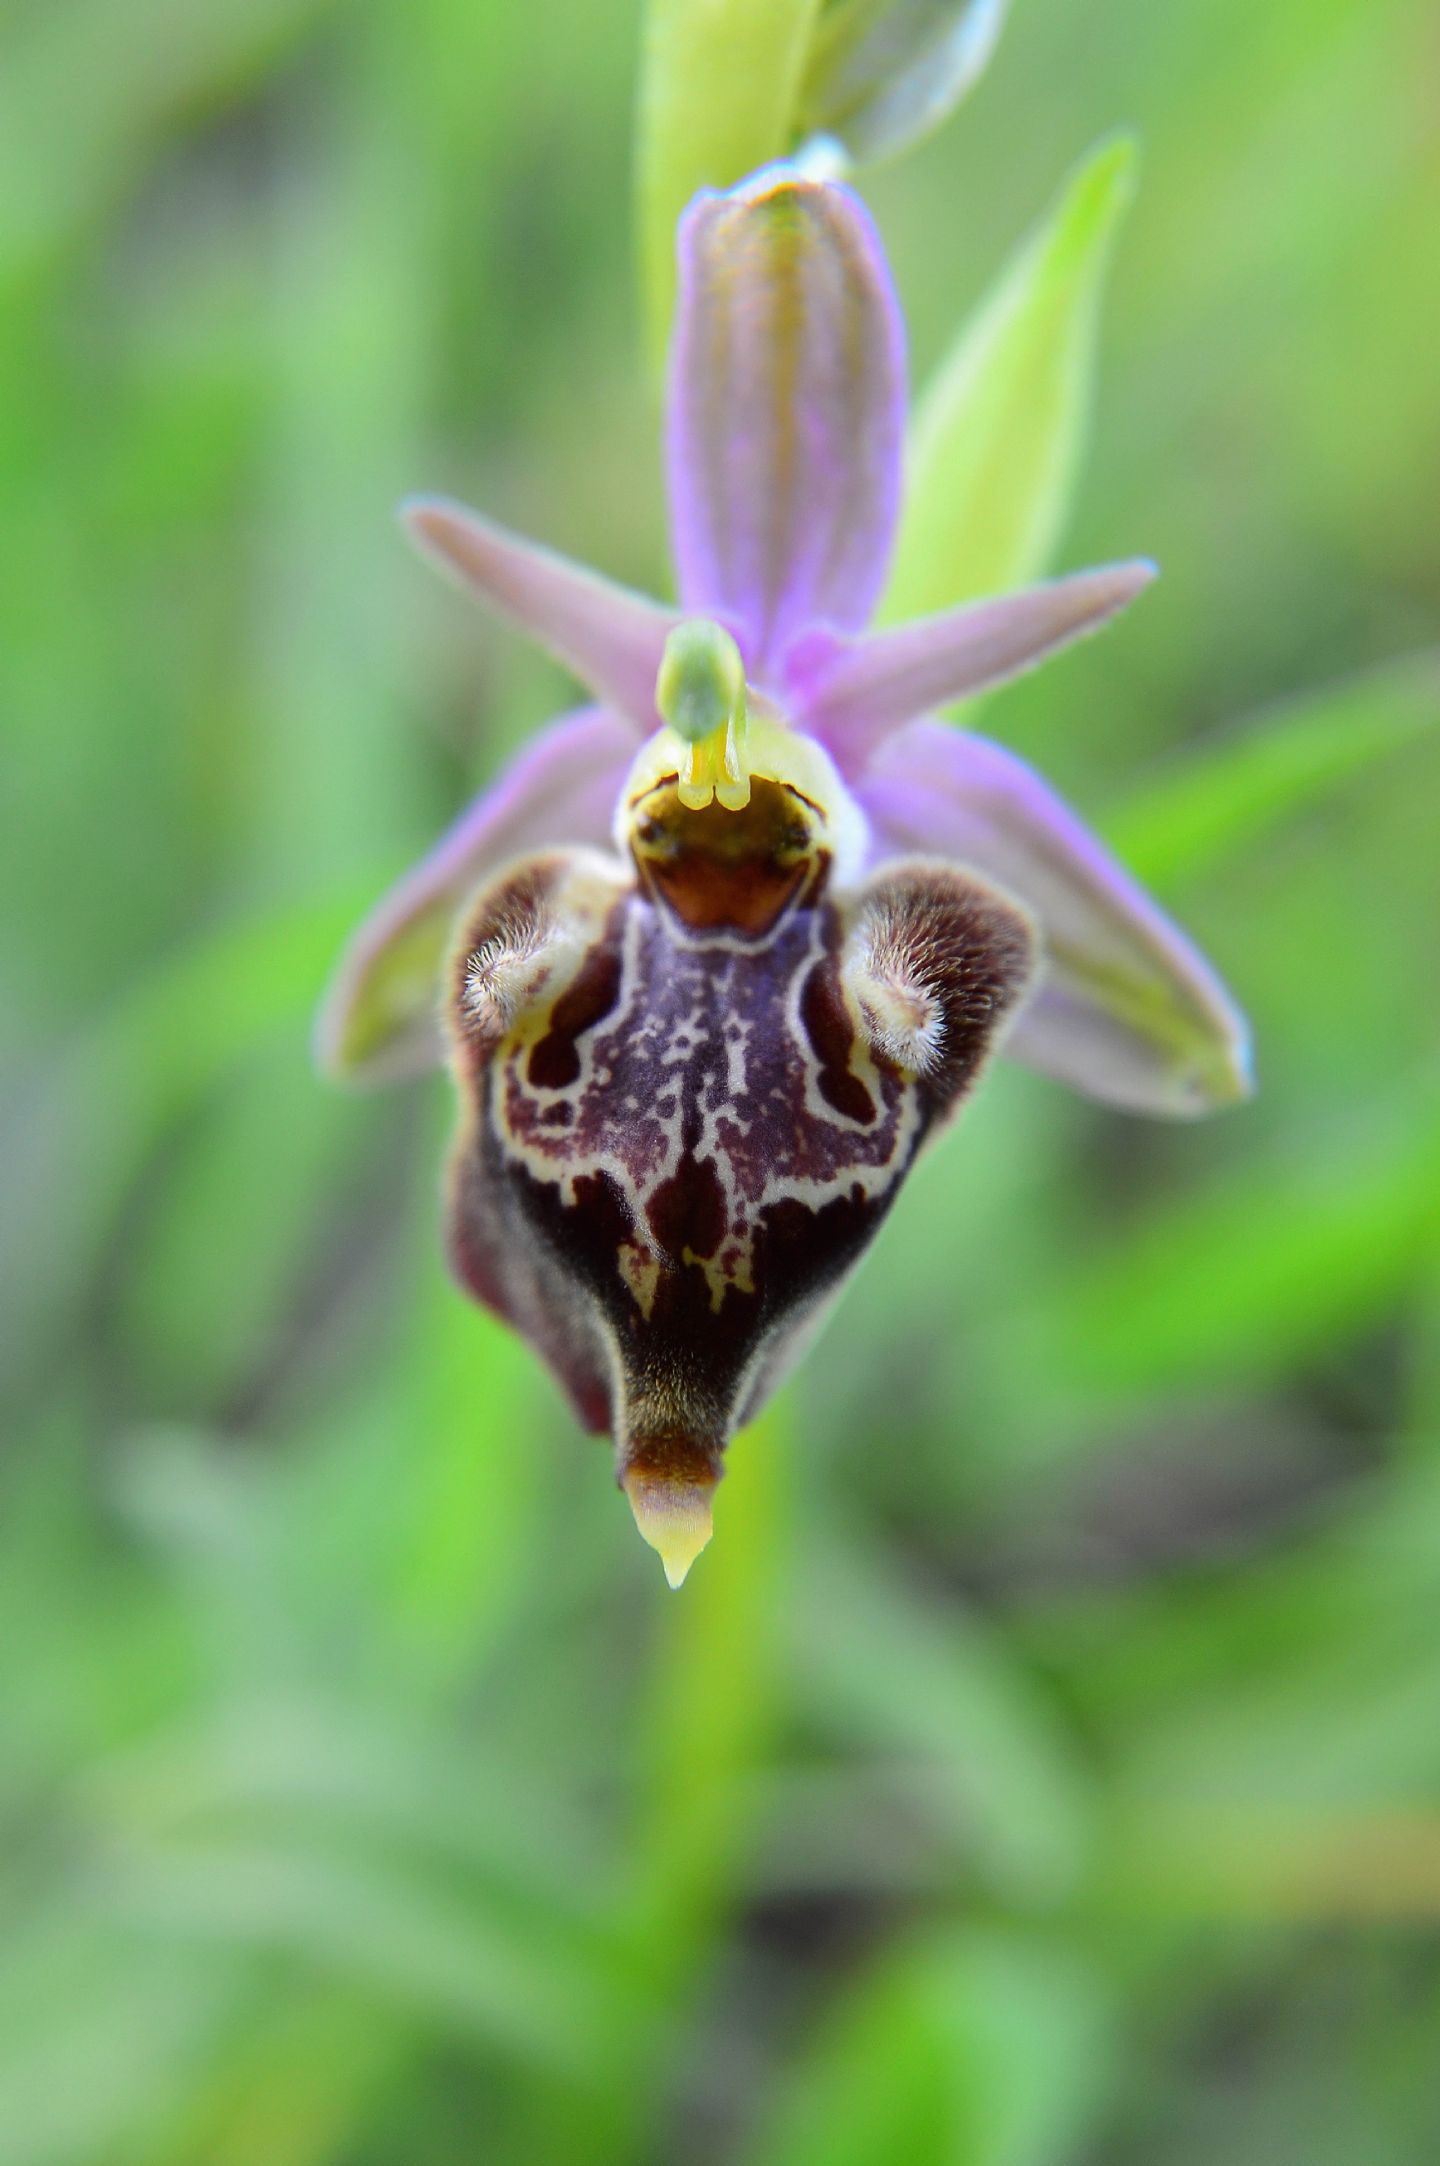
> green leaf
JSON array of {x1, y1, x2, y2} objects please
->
[
  {"x1": 636, "y1": 0, "x2": 823, "y2": 362},
  {"x1": 883, "y1": 134, "x2": 1137, "y2": 622},
  {"x1": 796, "y1": 0, "x2": 1009, "y2": 168},
  {"x1": 744, "y1": 1929, "x2": 1113, "y2": 2166},
  {"x1": 1107, "y1": 654, "x2": 1440, "y2": 889}
]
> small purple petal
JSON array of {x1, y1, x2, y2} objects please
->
[
  {"x1": 858, "y1": 719, "x2": 1253, "y2": 1116},
  {"x1": 791, "y1": 559, "x2": 1157, "y2": 777},
  {"x1": 667, "y1": 166, "x2": 906, "y2": 676},
  {"x1": 404, "y1": 497, "x2": 680, "y2": 733},
  {"x1": 315, "y1": 706, "x2": 634, "y2": 1084}
]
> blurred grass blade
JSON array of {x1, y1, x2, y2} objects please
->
[
  {"x1": 154, "y1": 1989, "x2": 407, "y2": 2166},
  {"x1": 0, "y1": 895, "x2": 361, "y2": 1405},
  {"x1": 636, "y1": 0, "x2": 822, "y2": 362},
  {"x1": 1024, "y1": 1085, "x2": 1440, "y2": 1406},
  {"x1": 744, "y1": 1929, "x2": 1113, "y2": 2166},
  {"x1": 380, "y1": 1287, "x2": 547, "y2": 1680},
  {"x1": 796, "y1": 0, "x2": 1010, "y2": 168},
  {"x1": 793, "y1": 1527, "x2": 1094, "y2": 1900},
  {"x1": 104, "y1": 1837, "x2": 607, "y2": 2066},
  {"x1": 883, "y1": 135, "x2": 1136, "y2": 623},
  {"x1": 91, "y1": 1700, "x2": 608, "y2": 1912},
  {"x1": 0, "y1": 1930, "x2": 239, "y2": 2166},
  {"x1": 1109, "y1": 654, "x2": 1440, "y2": 888},
  {"x1": 0, "y1": 0, "x2": 341, "y2": 291}
]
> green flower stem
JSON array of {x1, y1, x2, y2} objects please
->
[{"x1": 636, "y1": 0, "x2": 822, "y2": 364}]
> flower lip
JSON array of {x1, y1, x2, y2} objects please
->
[{"x1": 623, "y1": 1468, "x2": 715, "y2": 1590}]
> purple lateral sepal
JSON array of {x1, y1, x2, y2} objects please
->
[
  {"x1": 403, "y1": 498, "x2": 680, "y2": 733},
  {"x1": 858, "y1": 719, "x2": 1253, "y2": 1116},
  {"x1": 315, "y1": 707, "x2": 635, "y2": 1084},
  {"x1": 791, "y1": 559, "x2": 1157, "y2": 777},
  {"x1": 666, "y1": 165, "x2": 906, "y2": 677}
]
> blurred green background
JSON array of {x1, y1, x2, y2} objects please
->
[{"x1": 3, "y1": 0, "x2": 1439, "y2": 2159}]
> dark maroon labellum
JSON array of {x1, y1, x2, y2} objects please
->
[{"x1": 444, "y1": 778, "x2": 1034, "y2": 1581}]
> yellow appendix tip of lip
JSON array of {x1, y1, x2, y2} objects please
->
[
  {"x1": 655, "y1": 618, "x2": 751, "y2": 813},
  {"x1": 623, "y1": 1471, "x2": 716, "y2": 1589}
]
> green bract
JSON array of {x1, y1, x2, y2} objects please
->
[
  {"x1": 884, "y1": 135, "x2": 1139, "y2": 624},
  {"x1": 796, "y1": 0, "x2": 1010, "y2": 166},
  {"x1": 636, "y1": 0, "x2": 1013, "y2": 355}
]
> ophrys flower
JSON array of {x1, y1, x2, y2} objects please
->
[{"x1": 318, "y1": 166, "x2": 1250, "y2": 1586}]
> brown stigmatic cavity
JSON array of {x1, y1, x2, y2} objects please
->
[{"x1": 629, "y1": 775, "x2": 825, "y2": 935}]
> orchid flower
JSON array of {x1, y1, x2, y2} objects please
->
[{"x1": 317, "y1": 165, "x2": 1251, "y2": 1588}]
